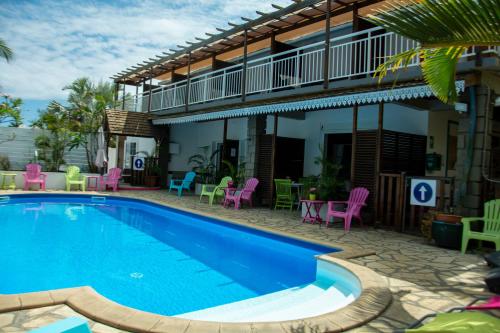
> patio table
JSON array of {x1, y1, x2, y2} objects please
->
[
  {"x1": 300, "y1": 199, "x2": 325, "y2": 225},
  {"x1": 85, "y1": 175, "x2": 100, "y2": 191},
  {"x1": 0, "y1": 173, "x2": 17, "y2": 190}
]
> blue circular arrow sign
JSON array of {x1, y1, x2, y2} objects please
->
[
  {"x1": 134, "y1": 158, "x2": 144, "y2": 169},
  {"x1": 413, "y1": 182, "x2": 433, "y2": 203}
]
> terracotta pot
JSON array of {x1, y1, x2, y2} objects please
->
[{"x1": 435, "y1": 213, "x2": 462, "y2": 224}]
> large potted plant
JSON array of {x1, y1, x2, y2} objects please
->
[
  {"x1": 221, "y1": 160, "x2": 246, "y2": 187},
  {"x1": 188, "y1": 147, "x2": 218, "y2": 195},
  {"x1": 144, "y1": 164, "x2": 161, "y2": 187},
  {"x1": 301, "y1": 147, "x2": 344, "y2": 220}
]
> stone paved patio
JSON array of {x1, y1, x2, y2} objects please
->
[{"x1": 0, "y1": 190, "x2": 495, "y2": 332}]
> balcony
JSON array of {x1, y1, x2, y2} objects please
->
[{"x1": 124, "y1": 27, "x2": 496, "y2": 113}]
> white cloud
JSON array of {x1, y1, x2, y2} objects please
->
[{"x1": 0, "y1": 0, "x2": 290, "y2": 100}]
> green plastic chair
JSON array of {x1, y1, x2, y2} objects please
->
[
  {"x1": 406, "y1": 311, "x2": 500, "y2": 332},
  {"x1": 274, "y1": 179, "x2": 293, "y2": 210},
  {"x1": 461, "y1": 199, "x2": 500, "y2": 254},
  {"x1": 200, "y1": 176, "x2": 232, "y2": 205},
  {"x1": 65, "y1": 166, "x2": 86, "y2": 191}
]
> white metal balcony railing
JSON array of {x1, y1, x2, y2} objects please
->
[{"x1": 122, "y1": 27, "x2": 498, "y2": 113}]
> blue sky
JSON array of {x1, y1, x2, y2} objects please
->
[{"x1": 0, "y1": 0, "x2": 289, "y2": 125}]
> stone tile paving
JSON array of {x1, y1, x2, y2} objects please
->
[{"x1": 0, "y1": 190, "x2": 496, "y2": 332}]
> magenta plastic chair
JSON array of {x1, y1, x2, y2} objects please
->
[
  {"x1": 23, "y1": 164, "x2": 47, "y2": 191},
  {"x1": 223, "y1": 178, "x2": 259, "y2": 209},
  {"x1": 326, "y1": 187, "x2": 369, "y2": 232},
  {"x1": 99, "y1": 168, "x2": 121, "y2": 192}
]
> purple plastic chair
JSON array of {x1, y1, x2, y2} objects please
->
[
  {"x1": 100, "y1": 168, "x2": 122, "y2": 192},
  {"x1": 223, "y1": 178, "x2": 259, "y2": 209},
  {"x1": 23, "y1": 164, "x2": 47, "y2": 191},
  {"x1": 326, "y1": 187, "x2": 369, "y2": 232}
]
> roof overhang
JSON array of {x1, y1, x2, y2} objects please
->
[{"x1": 153, "y1": 81, "x2": 465, "y2": 125}]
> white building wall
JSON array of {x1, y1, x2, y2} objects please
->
[
  {"x1": 168, "y1": 103, "x2": 428, "y2": 176},
  {"x1": 169, "y1": 118, "x2": 248, "y2": 172}
]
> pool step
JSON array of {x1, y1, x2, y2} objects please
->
[{"x1": 177, "y1": 281, "x2": 356, "y2": 322}]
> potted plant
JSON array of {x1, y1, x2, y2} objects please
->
[
  {"x1": 432, "y1": 210, "x2": 463, "y2": 250},
  {"x1": 308, "y1": 187, "x2": 317, "y2": 201},
  {"x1": 145, "y1": 164, "x2": 161, "y2": 187},
  {"x1": 221, "y1": 160, "x2": 246, "y2": 187},
  {"x1": 188, "y1": 147, "x2": 218, "y2": 195}
]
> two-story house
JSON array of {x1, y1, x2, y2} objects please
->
[{"x1": 106, "y1": 0, "x2": 500, "y2": 230}]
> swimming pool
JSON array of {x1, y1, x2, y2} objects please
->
[{"x1": 0, "y1": 194, "x2": 359, "y2": 321}]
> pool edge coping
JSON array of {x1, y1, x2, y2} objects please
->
[{"x1": 0, "y1": 191, "x2": 391, "y2": 332}]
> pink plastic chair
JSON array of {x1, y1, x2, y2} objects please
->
[
  {"x1": 223, "y1": 178, "x2": 259, "y2": 210},
  {"x1": 326, "y1": 187, "x2": 369, "y2": 232},
  {"x1": 466, "y1": 296, "x2": 500, "y2": 310},
  {"x1": 23, "y1": 164, "x2": 47, "y2": 191},
  {"x1": 99, "y1": 168, "x2": 122, "y2": 192}
]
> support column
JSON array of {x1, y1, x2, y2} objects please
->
[
  {"x1": 351, "y1": 104, "x2": 358, "y2": 182},
  {"x1": 241, "y1": 29, "x2": 248, "y2": 102},
  {"x1": 269, "y1": 113, "x2": 278, "y2": 206},
  {"x1": 244, "y1": 115, "x2": 266, "y2": 179},
  {"x1": 323, "y1": 0, "x2": 331, "y2": 89},
  {"x1": 455, "y1": 85, "x2": 490, "y2": 216},
  {"x1": 113, "y1": 82, "x2": 119, "y2": 106},
  {"x1": 121, "y1": 84, "x2": 126, "y2": 110},
  {"x1": 157, "y1": 126, "x2": 170, "y2": 188},
  {"x1": 147, "y1": 67, "x2": 153, "y2": 113},
  {"x1": 116, "y1": 136, "x2": 126, "y2": 171},
  {"x1": 185, "y1": 52, "x2": 192, "y2": 112},
  {"x1": 222, "y1": 118, "x2": 228, "y2": 163},
  {"x1": 374, "y1": 102, "x2": 384, "y2": 223},
  {"x1": 135, "y1": 85, "x2": 139, "y2": 112}
]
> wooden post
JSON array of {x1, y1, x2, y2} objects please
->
[
  {"x1": 121, "y1": 83, "x2": 126, "y2": 110},
  {"x1": 135, "y1": 85, "x2": 139, "y2": 112},
  {"x1": 352, "y1": 3, "x2": 359, "y2": 32},
  {"x1": 185, "y1": 52, "x2": 192, "y2": 113},
  {"x1": 269, "y1": 113, "x2": 278, "y2": 207},
  {"x1": 157, "y1": 126, "x2": 170, "y2": 188},
  {"x1": 113, "y1": 82, "x2": 119, "y2": 105},
  {"x1": 323, "y1": 0, "x2": 331, "y2": 89},
  {"x1": 351, "y1": 104, "x2": 358, "y2": 182},
  {"x1": 222, "y1": 118, "x2": 228, "y2": 163},
  {"x1": 147, "y1": 67, "x2": 153, "y2": 113},
  {"x1": 374, "y1": 102, "x2": 384, "y2": 223},
  {"x1": 241, "y1": 28, "x2": 248, "y2": 102}
]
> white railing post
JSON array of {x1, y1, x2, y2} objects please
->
[
  {"x1": 269, "y1": 58, "x2": 274, "y2": 91},
  {"x1": 173, "y1": 84, "x2": 177, "y2": 107},
  {"x1": 160, "y1": 89, "x2": 164, "y2": 111},
  {"x1": 203, "y1": 77, "x2": 208, "y2": 102},
  {"x1": 295, "y1": 50, "x2": 300, "y2": 86},
  {"x1": 366, "y1": 30, "x2": 372, "y2": 74},
  {"x1": 222, "y1": 71, "x2": 227, "y2": 98}
]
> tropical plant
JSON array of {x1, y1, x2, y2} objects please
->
[
  {"x1": 221, "y1": 160, "x2": 246, "y2": 187},
  {"x1": 32, "y1": 101, "x2": 76, "y2": 171},
  {"x1": 313, "y1": 146, "x2": 344, "y2": 200},
  {"x1": 63, "y1": 78, "x2": 116, "y2": 172},
  {"x1": 368, "y1": 0, "x2": 500, "y2": 104},
  {"x1": 0, "y1": 154, "x2": 10, "y2": 170},
  {"x1": 0, "y1": 38, "x2": 13, "y2": 62},
  {"x1": 188, "y1": 146, "x2": 219, "y2": 184},
  {"x1": 0, "y1": 94, "x2": 22, "y2": 127}
]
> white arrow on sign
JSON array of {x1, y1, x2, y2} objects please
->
[{"x1": 419, "y1": 186, "x2": 427, "y2": 201}]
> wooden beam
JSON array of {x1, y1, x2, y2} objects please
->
[
  {"x1": 323, "y1": 0, "x2": 331, "y2": 89},
  {"x1": 374, "y1": 102, "x2": 384, "y2": 224},
  {"x1": 242, "y1": 29, "x2": 248, "y2": 102},
  {"x1": 352, "y1": 2, "x2": 360, "y2": 32},
  {"x1": 147, "y1": 68, "x2": 153, "y2": 113},
  {"x1": 351, "y1": 104, "x2": 358, "y2": 181},
  {"x1": 222, "y1": 118, "x2": 228, "y2": 162},
  {"x1": 121, "y1": 83, "x2": 126, "y2": 110},
  {"x1": 185, "y1": 52, "x2": 192, "y2": 112},
  {"x1": 270, "y1": 113, "x2": 279, "y2": 207}
]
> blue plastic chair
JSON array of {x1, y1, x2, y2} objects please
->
[
  {"x1": 29, "y1": 317, "x2": 91, "y2": 333},
  {"x1": 169, "y1": 171, "x2": 196, "y2": 197}
]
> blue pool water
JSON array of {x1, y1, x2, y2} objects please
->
[{"x1": 0, "y1": 195, "x2": 338, "y2": 315}]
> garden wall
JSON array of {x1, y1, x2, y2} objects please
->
[{"x1": 0, "y1": 127, "x2": 88, "y2": 171}]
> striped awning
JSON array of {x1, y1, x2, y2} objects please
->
[{"x1": 153, "y1": 81, "x2": 465, "y2": 125}]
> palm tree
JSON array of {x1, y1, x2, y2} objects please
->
[
  {"x1": 0, "y1": 38, "x2": 13, "y2": 62},
  {"x1": 367, "y1": 0, "x2": 500, "y2": 104}
]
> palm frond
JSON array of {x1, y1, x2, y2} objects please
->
[
  {"x1": 373, "y1": 49, "x2": 420, "y2": 83},
  {"x1": 367, "y1": 0, "x2": 500, "y2": 48},
  {"x1": 0, "y1": 38, "x2": 13, "y2": 62},
  {"x1": 420, "y1": 46, "x2": 467, "y2": 103}
]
